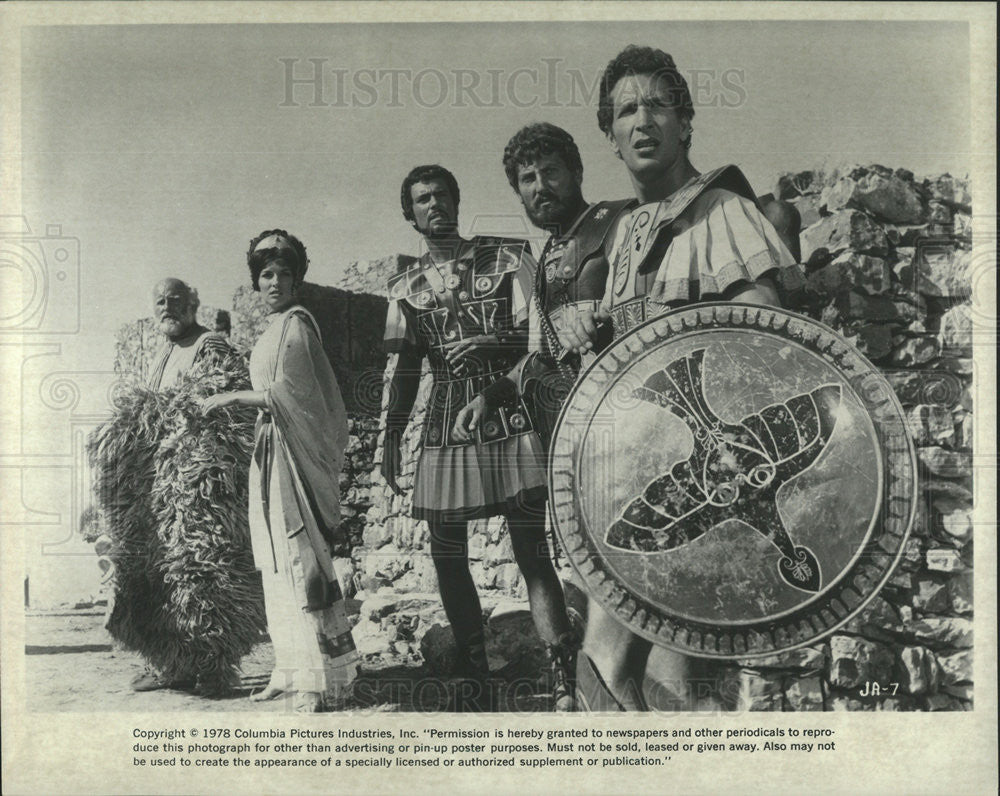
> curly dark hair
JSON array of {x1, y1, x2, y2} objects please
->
[
  {"x1": 246, "y1": 229, "x2": 309, "y2": 291},
  {"x1": 400, "y1": 164, "x2": 460, "y2": 223},
  {"x1": 597, "y1": 45, "x2": 695, "y2": 147},
  {"x1": 501, "y1": 123, "x2": 583, "y2": 191}
]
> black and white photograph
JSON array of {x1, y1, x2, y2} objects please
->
[{"x1": 1, "y1": 2, "x2": 995, "y2": 793}]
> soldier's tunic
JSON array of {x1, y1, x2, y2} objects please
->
[
  {"x1": 384, "y1": 236, "x2": 545, "y2": 522},
  {"x1": 601, "y1": 165, "x2": 804, "y2": 336}
]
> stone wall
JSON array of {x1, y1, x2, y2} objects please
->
[
  {"x1": 337, "y1": 253, "x2": 417, "y2": 296},
  {"x1": 724, "y1": 165, "x2": 974, "y2": 711}
]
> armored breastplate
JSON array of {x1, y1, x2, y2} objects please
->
[
  {"x1": 542, "y1": 199, "x2": 635, "y2": 313},
  {"x1": 388, "y1": 236, "x2": 536, "y2": 449}
]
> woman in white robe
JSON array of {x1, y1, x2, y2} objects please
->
[{"x1": 203, "y1": 230, "x2": 358, "y2": 712}]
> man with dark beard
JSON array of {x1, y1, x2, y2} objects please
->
[
  {"x1": 452, "y1": 124, "x2": 634, "y2": 710},
  {"x1": 500, "y1": 124, "x2": 634, "y2": 356},
  {"x1": 381, "y1": 164, "x2": 576, "y2": 711},
  {"x1": 454, "y1": 124, "x2": 634, "y2": 441}
]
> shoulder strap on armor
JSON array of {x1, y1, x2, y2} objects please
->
[
  {"x1": 387, "y1": 260, "x2": 434, "y2": 301},
  {"x1": 594, "y1": 197, "x2": 640, "y2": 219},
  {"x1": 555, "y1": 199, "x2": 638, "y2": 281},
  {"x1": 650, "y1": 165, "x2": 758, "y2": 235},
  {"x1": 625, "y1": 166, "x2": 759, "y2": 278},
  {"x1": 472, "y1": 236, "x2": 531, "y2": 277}
]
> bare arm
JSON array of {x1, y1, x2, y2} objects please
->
[
  {"x1": 725, "y1": 276, "x2": 782, "y2": 308},
  {"x1": 381, "y1": 347, "x2": 423, "y2": 494},
  {"x1": 201, "y1": 389, "x2": 267, "y2": 412}
]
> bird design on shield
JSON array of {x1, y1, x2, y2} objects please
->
[{"x1": 606, "y1": 348, "x2": 843, "y2": 593}]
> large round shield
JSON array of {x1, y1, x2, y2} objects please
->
[{"x1": 549, "y1": 303, "x2": 917, "y2": 659}]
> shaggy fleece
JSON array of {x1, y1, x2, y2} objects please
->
[{"x1": 88, "y1": 349, "x2": 266, "y2": 693}]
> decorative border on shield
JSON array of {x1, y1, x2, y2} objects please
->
[{"x1": 548, "y1": 302, "x2": 918, "y2": 659}]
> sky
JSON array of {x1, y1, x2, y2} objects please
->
[{"x1": 17, "y1": 20, "x2": 972, "y2": 375}]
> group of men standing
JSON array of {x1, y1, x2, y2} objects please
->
[{"x1": 381, "y1": 44, "x2": 804, "y2": 711}]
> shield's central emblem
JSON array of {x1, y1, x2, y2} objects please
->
[{"x1": 607, "y1": 347, "x2": 843, "y2": 594}]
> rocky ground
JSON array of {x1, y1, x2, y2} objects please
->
[{"x1": 23, "y1": 606, "x2": 554, "y2": 715}]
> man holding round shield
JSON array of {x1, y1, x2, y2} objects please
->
[{"x1": 555, "y1": 45, "x2": 806, "y2": 710}]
